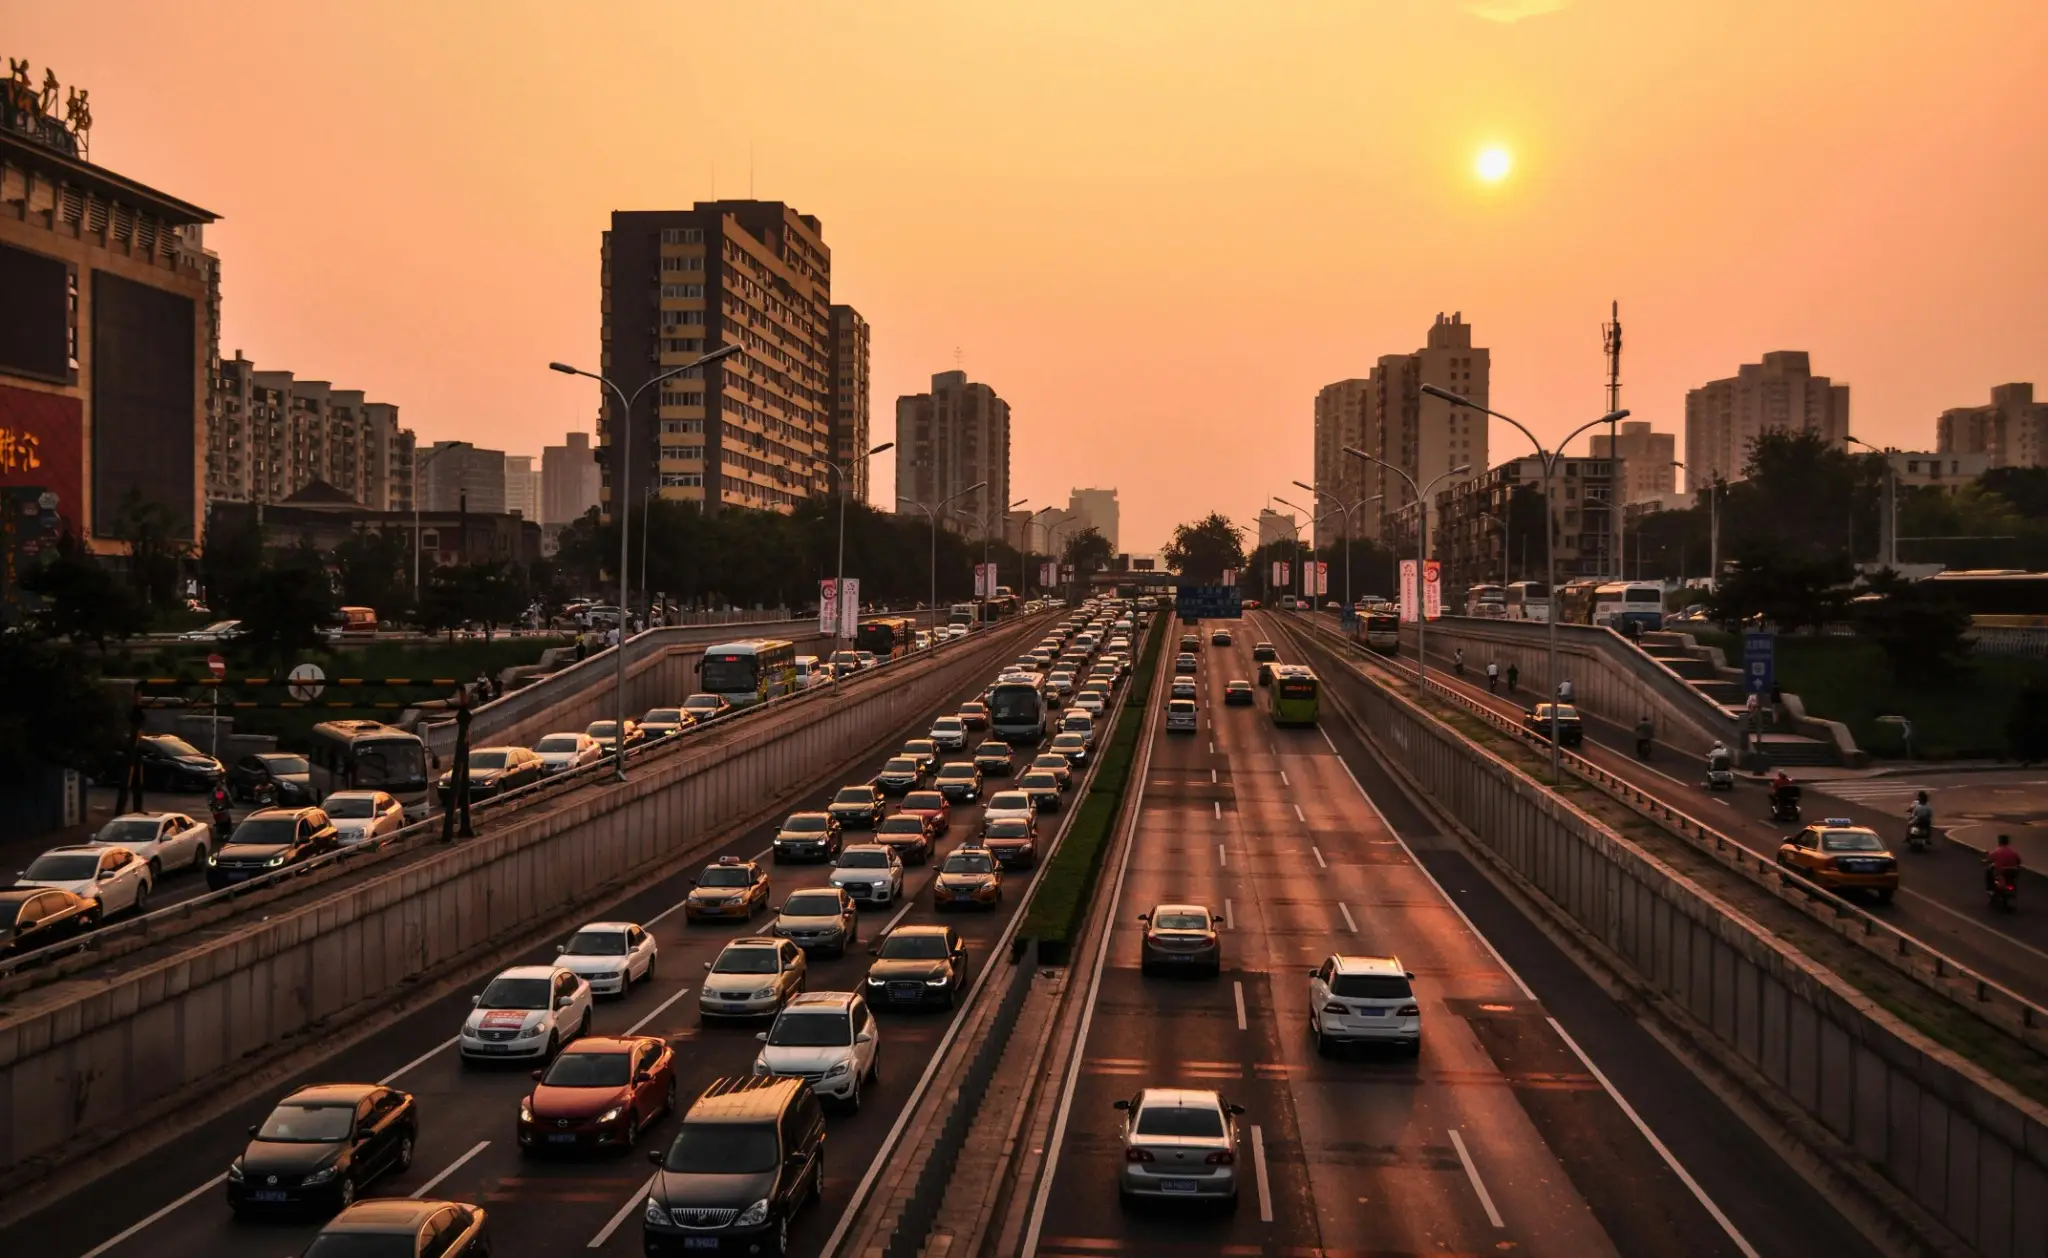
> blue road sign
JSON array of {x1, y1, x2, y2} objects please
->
[
  {"x1": 1742, "y1": 631, "x2": 1775, "y2": 694},
  {"x1": 1176, "y1": 585, "x2": 1244, "y2": 619}
]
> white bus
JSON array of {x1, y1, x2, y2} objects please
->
[
  {"x1": 1591, "y1": 582, "x2": 1666, "y2": 634},
  {"x1": 306, "y1": 720, "x2": 431, "y2": 820},
  {"x1": 697, "y1": 639, "x2": 799, "y2": 708},
  {"x1": 1464, "y1": 584, "x2": 1507, "y2": 618},
  {"x1": 986, "y1": 676, "x2": 1050, "y2": 745},
  {"x1": 1505, "y1": 580, "x2": 1550, "y2": 622}
]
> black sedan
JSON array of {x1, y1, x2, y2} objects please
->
[
  {"x1": 226, "y1": 752, "x2": 312, "y2": 805},
  {"x1": 865, "y1": 925, "x2": 970, "y2": 1009},
  {"x1": 0, "y1": 887, "x2": 98, "y2": 954},
  {"x1": 207, "y1": 808, "x2": 342, "y2": 889},
  {"x1": 120, "y1": 735, "x2": 225, "y2": 794},
  {"x1": 827, "y1": 784, "x2": 888, "y2": 829},
  {"x1": 436, "y1": 746, "x2": 545, "y2": 804},
  {"x1": 227, "y1": 1082, "x2": 418, "y2": 1215}
]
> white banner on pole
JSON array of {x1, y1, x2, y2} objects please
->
[
  {"x1": 839, "y1": 578, "x2": 861, "y2": 637},
  {"x1": 1399, "y1": 559, "x2": 1418, "y2": 623},
  {"x1": 818, "y1": 579, "x2": 838, "y2": 635},
  {"x1": 1423, "y1": 561, "x2": 1442, "y2": 620}
]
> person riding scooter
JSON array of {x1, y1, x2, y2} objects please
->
[
  {"x1": 1906, "y1": 792, "x2": 1934, "y2": 852},
  {"x1": 1985, "y1": 834, "x2": 2022, "y2": 910},
  {"x1": 1634, "y1": 714, "x2": 1655, "y2": 760}
]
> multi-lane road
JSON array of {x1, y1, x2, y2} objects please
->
[
  {"x1": 1022, "y1": 613, "x2": 1878, "y2": 1258},
  {"x1": 1, "y1": 625, "x2": 1114, "y2": 1258}
]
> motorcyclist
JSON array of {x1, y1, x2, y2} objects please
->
[
  {"x1": 1634, "y1": 714, "x2": 1654, "y2": 757},
  {"x1": 1985, "y1": 834, "x2": 2023, "y2": 893}
]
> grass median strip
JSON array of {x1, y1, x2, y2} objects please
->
[{"x1": 1022, "y1": 615, "x2": 1167, "y2": 961}]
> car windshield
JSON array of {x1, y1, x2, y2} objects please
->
[
  {"x1": 1154, "y1": 911, "x2": 1210, "y2": 930},
  {"x1": 838, "y1": 850, "x2": 889, "y2": 869},
  {"x1": 93, "y1": 818, "x2": 160, "y2": 845},
  {"x1": 879, "y1": 816, "x2": 925, "y2": 834},
  {"x1": 468, "y1": 751, "x2": 511, "y2": 770},
  {"x1": 1822, "y1": 830, "x2": 1886, "y2": 852},
  {"x1": 768, "y1": 1011, "x2": 852, "y2": 1047},
  {"x1": 644, "y1": 710, "x2": 684, "y2": 724},
  {"x1": 153, "y1": 736, "x2": 205, "y2": 758},
  {"x1": 542, "y1": 1051, "x2": 631, "y2": 1087},
  {"x1": 937, "y1": 765, "x2": 976, "y2": 779},
  {"x1": 984, "y1": 818, "x2": 1031, "y2": 838},
  {"x1": 1135, "y1": 1105, "x2": 1225, "y2": 1138},
  {"x1": 23, "y1": 854, "x2": 99, "y2": 880},
  {"x1": 323, "y1": 796, "x2": 378, "y2": 819},
  {"x1": 477, "y1": 976, "x2": 551, "y2": 1009},
  {"x1": 902, "y1": 792, "x2": 945, "y2": 810},
  {"x1": 783, "y1": 892, "x2": 844, "y2": 917},
  {"x1": 260, "y1": 755, "x2": 310, "y2": 774},
  {"x1": 662, "y1": 1122, "x2": 779, "y2": 1174},
  {"x1": 1330, "y1": 974, "x2": 1413, "y2": 999},
  {"x1": 833, "y1": 787, "x2": 875, "y2": 804},
  {"x1": 255, "y1": 1103, "x2": 354, "y2": 1142},
  {"x1": 879, "y1": 933, "x2": 950, "y2": 960},
  {"x1": 536, "y1": 735, "x2": 583, "y2": 753},
  {"x1": 700, "y1": 867, "x2": 752, "y2": 887},
  {"x1": 943, "y1": 852, "x2": 995, "y2": 874},
  {"x1": 564, "y1": 930, "x2": 628, "y2": 956},
  {"x1": 883, "y1": 758, "x2": 917, "y2": 774},
  {"x1": 712, "y1": 947, "x2": 778, "y2": 975},
  {"x1": 228, "y1": 817, "x2": 300, "y2": 846},
  {"x1": 782, "y1": 815, "x2": 829, "y2": 832}
]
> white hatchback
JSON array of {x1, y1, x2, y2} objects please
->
[
  {"x1": 460, "y1": 965, "x2": 594, "y2": 1062},
  {"x1": 555, "y1": 920, "x2": 659, "y2": 996}
]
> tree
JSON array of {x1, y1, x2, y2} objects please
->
[
  {"x1": 1853, "y1": 569, "x2": 1973, "y2": 683},
  {"x1": 1063, "y1": 527, "x2": 1113, "y2": 578},
  {"x1": 18, "y1": 532, "x2": 148, "y2": 652},
  {"x1": 1163, "y1": 513, "x2": 1245, "y2": 585}
]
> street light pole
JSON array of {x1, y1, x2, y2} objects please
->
[
  {"x1": 898, "y1": 481, "x2": 987, "y2": 640},
  {"x1": 816, "y1": 440, "x2": 894, "y2": 643},
  {"x1": 549, "y1": 342, "x2": 742, "y2": 780},
  {"x1": 1340, "y1": 454, "x2": 1469, "y2": 698},
  {"x1": 412, "y1": 440, "x2": 471, "y2": 602},
  {"x1": 1418, "y1": 384, "x2": 1627, "y2": 781}
]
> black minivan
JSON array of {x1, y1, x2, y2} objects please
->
[{"x1": 643, "y1": 1075, "x2": 825, "y2": 1256}]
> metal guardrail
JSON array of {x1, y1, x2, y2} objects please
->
[
  {"x1": 1285, "y1": 614, "x2": 2048, "y2": 1058},
  {"x1": 0, "y1": 619, "x2": 1049, "y2": 986}
]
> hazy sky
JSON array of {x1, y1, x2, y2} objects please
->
[{"x1": 18, "y1": 1, "x2": 2046, "y2": 550}]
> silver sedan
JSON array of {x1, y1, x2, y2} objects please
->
[{"x1": 1115, "y1": 1087, "x2": 1244, "y2": 1206}]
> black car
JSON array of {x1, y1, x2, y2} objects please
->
[
  {"x1": 303, "y1": 1201, "x2": 488, "y2": 1257},
  {"x1": 875, "y1": 813, "x2": 936, "y2": 866},
  {"x1": 771, "y1": 812, "x2": 842, "y2": 863},
  {"x1": 865, "y1": 924, "x2": 969, "y2": 1009},
  {"x1": 643, "y1": 1076, "x2": 825, "y2": 1257},
  {"x1": 827, "y1": 784, "x2": 887, "y2": 829},
  {"x1": 123, "y1": 734, "x2": 225, "y2": 793},
  {"x1": 1523, "y1": 703, "x2": 1585, "y2": 747},
  {"x1": 207, "y1": 807, "x2": 341, "y2": 889},
  {"x1": 875, "y1": 756, "x2": 925, "y2": 795},
  {"x1": 0, "y1": 887, "x2": 98, "y2": 954},
  {"x1": 436, "y1": 746, "x2": 545, "y2": 804},
  {"x1": 227, "y1": 1083, "x2": 418, "y2": 1215}
]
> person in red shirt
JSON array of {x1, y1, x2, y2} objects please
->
[{"x1": 1985, "y1": 834, "x2": 2023, "y2": 892}]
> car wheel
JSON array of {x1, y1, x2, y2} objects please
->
[{"x1": 396, "y1": 1131, "x2": 415, "y2": 1172}]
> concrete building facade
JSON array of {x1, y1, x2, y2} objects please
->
[
  {"x1": 828, "y1": 304, "x2": 872, "y2": 502},
  {"x1": 542, "y1": 431, "x2": 601, "y2": 526},
  {"x1": 1066, "y1": 487, "x2": 1120, "y2": 554},
  {"x1": 419, "y1": 440, "x2": 505, "y2": 514},
  {"x1": 894, "y1": 370, "x2": 1010, "y2": 535},
  {"x1": 1936, "y1": 383, "x2": 2048, "y2": 469},
  {"x1": 1589, "y1": 419, "x2": 1678, "y2": 503},
  {"x1": 1683, "y1": 351, "x2": 1850, "y2": 486},
  {"x1": 210, "y1": 352, "x2": 415, "y2": 511}
]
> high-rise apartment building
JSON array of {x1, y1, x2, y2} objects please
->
[
  {"x1": 542, "y1": 431, "x2": 602, "y2": 526},
  {"x1": 209, "y1": 352, "x2": 415, "y2": 510},
  {"x1": 1589, "y1": 420, "x2": 1678, "y2": 503},
  {"x1": 1936, "y1": 384, "x2": 2048, "y2": 469},
  {"x1": 601, "y1": 201, "x2": 833, "y2": 516},
  {"x1": 829, "y1": 305, "x2": 872, "y2": 502},
  {"x1": 1684, "y1": 351, "x2": 1850, "y2": 486},
  {"x1": 1312, "y1": 380, "x2": 1373, "y2": 545},
  {"x1": 419, "y1": 440, "x2": 505, "y2": 514},
  {"x1": 503, "y1": 454, "x2": 541, "y2": 520},
  {"x1": 1342, "y1": 314, "x2": 1490, "y2": 539},
  {"x1": 1066, "y1": 487, "x2": 1120, "y2": 553},
  {"x1": 894, "y1": 371, "x2": 1010, "y2": 535}
]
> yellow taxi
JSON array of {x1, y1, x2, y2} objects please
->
[
  {"x1": 932, "y1": 846, "x2": 1004, "y2": 911},
  {"x1": 684, "y1": 855, "x2": 772, "y2": 923},
  {"x1": 1776, "y1": 818, "x2": 1899, "y2": 904}
]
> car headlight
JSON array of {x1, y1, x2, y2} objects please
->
[
  {"x1": 735, "y1": 1199, "x2": 770, "y2": 1228},
  {"x1": 597, "y1": 1106, "x2": 623, "y2": 1124},
  {"x1": 824, "y1": 1061, "x2": 851, "y2": 1078},
  {"x1": 644, "y1": 1197, "x2": 667, "y2": 1224},
  {"x1": 227, "y1": 1160, "x2": 244, "y2": 1183},
  {"x1": 302, "y1": 1165, "x2": 338, "y2": 1185},
  {"x1": 925, "y1": 975, "x2": 951, "y2": 986}
]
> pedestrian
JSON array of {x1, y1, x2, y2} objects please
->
[
  {"x1": 1486, "y1": 660, "x2": 1500, "y2": 694},
  {"x1": 1505, "y1": 663, "x2": 1518, "y2": 692}
]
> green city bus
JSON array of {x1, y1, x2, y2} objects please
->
[{"x1": 1268, "y1": 666, "x2": 1321, "y2": 727}]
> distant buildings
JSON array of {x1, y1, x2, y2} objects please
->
[
  {"x1": 419, "y1": 440, "x2": 505, "y2": 514},
  {"x1": 1589, "y1": 420, "x2": 1678, "y2": 503},
  {"x1": 211, "y1": 352, "x2": 416, "y2": 512},
  {"x1": 829, "y1": 305, "x2": 872, "y2": 502},
  {"x1": 1684, "y1": 351, "x2": 1849, "y2": 486},
  {"x1": 1065, "y1": 487, "x2": 1120, "y2": 553},
  {"x1": 1312, "y1": 379, "x2": 1372, "y2": 546},
  {"x1": 894, "y1": 370, "x2": 1011, "y2": 535},
  {"x1": 542, "y1": 431, "x2": 601, "y2": 526},
  {"x1": 503, "y1": 454, "x2": 540, "y2": 520},
  {"x1": 1936, "y1": 384, "x2": 2048, "y2": 469}
]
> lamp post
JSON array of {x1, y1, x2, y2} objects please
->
[
  {"x1": 1341, "y1": 452, "x2": 1470, "y2": 698},
  {"x1": 816, "y1": 441, "x2": 895, "y2": 642},
  {"x1": 1844, "y1": 435, "x2": 1898, "y2": 569},
  {"x1": 412, "y1": 441, "x2": 471, "y2": 602},
  {"x1": 549, "y1": 341, "x2": 743, "y2": 780},
  {"x1": 1419, "y1": 383, "x2": 1627, "y2": 781},
  {"x1": 897, "y1": 481, "x2": 987, "y2": 640}
]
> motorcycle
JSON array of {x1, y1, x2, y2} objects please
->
[
  {"x1": 1905, "y1": 820, "x2": 1932, "y2": 853},
  {"x1": 1768, "y1": 784, "x2": 1801, "y2": 823},
  {"x1": 1986, "y1": 866, "x2": 2019, "y2": 913}
]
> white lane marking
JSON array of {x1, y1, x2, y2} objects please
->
[
  {"x1": 590, "y1": 1174, "x2": 657, "y2": 1248},
  {"x1": 1233, "y1": 980, "x2": 1248, "y2": 1031},
  {"x1": 1214, "y1": 800, "x2": 1222, "y2": 820},
  {"x1": 1224, "y1": 897, "x2": 1235, "y2": 927},
  {"x1": 411, "y1": 1139, "x2": 489, "y2": 1199},
  {"x1": 1315, "y1": 728, "x2": 1762, "y2": 1258},
  {"x1": 1339, "y1": 902, "x2": 1357, "y2": 933},
  {"x1": 1251, "y1": 1124, "x2": 1274, "y2": 1222},
  {"x1": 1448, "y1": 1128, "x2": 1504, "y2": 1228},
  {"x1": 1295, "y1": 803, "x2": 1307, "y2": 823},
  {"x1": 381, "y1": 1035, "x2": 459, "y2": 1085},
  {"x1": 1311, "y1": 845, "x2": 1327, "y2": 869},
  {"x1": 78, "y1": 1175, "x2": 228, "y2": 1258},
  {"x1": 1217, "y1": 843, "x2": 1227, "y2": 867},
  {"x1": 625, "y1": 985, "x2": 694, "y2": 1036}
]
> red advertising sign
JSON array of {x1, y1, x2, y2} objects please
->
[{"x1": 0, "y1": 384, "x2": 83, "y2": 536}]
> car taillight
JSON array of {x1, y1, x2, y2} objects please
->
[
  {"x1": 1322, "y1": 1002, "x2": 1348, "y2": 1015},
  {"x1": 1125, "y1": 1147, "x2": 1155, "y2": 1162},
  {"x1": 1396, "y1": 1004, "x2": 1420, "y2": 1017},
  {"x1": 1205, "y1": 1150, "x2": 1235, "y2": 1165}
]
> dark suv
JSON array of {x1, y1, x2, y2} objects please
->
[{"x1": 643, "y1": 1076, "x2": 825, "y2": 1256}]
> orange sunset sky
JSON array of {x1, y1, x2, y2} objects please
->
[{"x1": 16, "y1": 1, "x2": 2047, "y2": 551}]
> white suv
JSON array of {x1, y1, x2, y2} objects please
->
[
  {"x1": 753, "y1": 991, "x2": 881, "y2": 1112},
  {"x1": 460, "y1": 965, "x2": 593, "y2": 1062},
  {"x1": 1308, "y1": 954, "x2": 1420, "y2": 1056}
]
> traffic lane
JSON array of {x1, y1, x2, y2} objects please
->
[
  {"x1": 15, "y1": 649, "x2": 1044, "y2": 1258},
  {"x1": 1297, "y1": 628, "x2": 1881, "y2": 1258}
]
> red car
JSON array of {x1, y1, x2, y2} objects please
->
[
  {"x1": 959, "y1": 701, "x2": 989, "y2": 731},
  {"x1": 517, "y1": 1036, "x2": 675, "y2": 1155},
  {"x1": 899, "y1": 790, "x2": 952, "y2": 836}
]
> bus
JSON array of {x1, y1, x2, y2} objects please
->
[
  {"x1": 856, "y1": 616, "x2": 917, "y2": 661},
  {"x1": 1268, "y1": 667, "x2": 1321, "y2": 727},
  {"x1": 1465, "y1": 585, "x2": 1506, "y2": 618},
  {"x1": 1592, "y1": 582, "x2": 1666, "y2": 634},
  {"x1": 697, "y1": 639, "x2": 799, "y2": 708},
  {"x1": 307, "y1": 720, "x2": 431, "y2": 819},
  {"x1": 1505, "y1": 580, "x2": 1550, "y2": 622},
  {"x1": 986, "y1": 676, "x2": 1050, "y2": 745},
  {"x1": 1360, "y1": 611, "x2": 1401, "y2": 654},
  {"x1": 1554, "y1": 579, "x2": 1603, "y2": 626}
]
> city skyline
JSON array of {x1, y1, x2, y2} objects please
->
[{"x1": 14, "y1": 0, "x2": 2044, "y2": 550}]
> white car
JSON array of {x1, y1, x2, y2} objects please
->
[
  {"x1": 534, "y1": 731, "x2": 604, "y2": 775},
  {"x1": 89, "y1": 812, "x2": 212, "y2": 875},
  {"x1": 17, "y1": 845, "x2": 154, "y2": 917},
  {"x1": 828, "y1": 844, "x2": 906, "y2": 906},
  {"x1": 982, "y1": 790, "x2": 1036, "y2": 829},
  {"x1": 459, "y1": 965, "x2": 594, "y2": 1063},
  {"x1": 321, "y1": 791, "x2": 406, "y2": 844},
  {"x1": 753, "y1": 991, "x2": 881, "y2": 1111},
  {"x1": 929, "y1": 715, "x2": 969, "y2": 751},
  {"x1": 555, "y1": 920, "x2": 658, "y2": 996},
  {"x1": 1308, "y1": 954, "x2": 1421, "y2": 1056}
]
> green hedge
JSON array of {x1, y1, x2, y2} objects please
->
[{"x1": 1021, "y1": 613, "x2": 1168, "y2": 961}]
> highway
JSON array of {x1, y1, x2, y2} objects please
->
[
  {"x1": 1, "y1": 620, "x2": 1115, "y2": 1258},
  {"x1": 1024, "y1": 614, "x2": 1878, "y2": 1258}
]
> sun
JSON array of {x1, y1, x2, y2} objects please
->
[{"x1": 1475, "y1": 146, "x2": 1512, "y2": 183}]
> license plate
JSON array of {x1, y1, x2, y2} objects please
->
[
  {"x1": 547, "y1": 1133, "x2": 577, "y2": 1143},
  {"x1": 683, "y1": 1239, "x2": 720, "y2": 1251},
  {"x1": 250, "y1": 1190, "x2": 291, "y2": 1202},
  {"x1": 1159, "y1": 1178, "x2": 1199, "y2": 1193}
]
